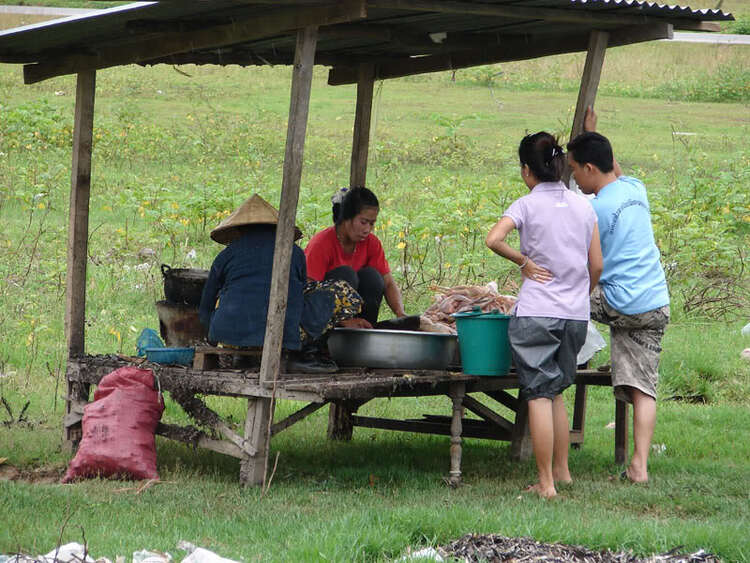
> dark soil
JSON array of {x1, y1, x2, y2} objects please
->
[{"x1": 0, "y1": 463, "x2": 65, "y2": 484}]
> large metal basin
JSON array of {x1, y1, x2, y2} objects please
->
[{"x1": 327, "y1": 328, "x2": 458, "y2": 370}]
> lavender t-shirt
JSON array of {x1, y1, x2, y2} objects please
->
[{"x1": 503, "y1": 181, "x2": 597, "y2": 321}]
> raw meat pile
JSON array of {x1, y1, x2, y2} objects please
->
[{"x1": 420, "y1": 282, "x2": 517, "y2": 334}]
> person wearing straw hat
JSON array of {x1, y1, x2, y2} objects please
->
[{"x1": 199, "y1": 194, "x2": 361, "y2": 373}]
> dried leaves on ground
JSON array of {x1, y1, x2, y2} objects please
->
[{"x1": 437, "y1": 534, "x2": 720, "y2": 563}]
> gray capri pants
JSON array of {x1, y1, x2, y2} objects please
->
[{"x1": 508, "y1": 316, "x2": 588, "y2": 401}]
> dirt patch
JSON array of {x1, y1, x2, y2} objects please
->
[
  {"x1": 0, "y1": 463, "x2": 65, "y2": 484},
  {"x1": 437, "y1": 534, "x2": 720, "y2": 562}
]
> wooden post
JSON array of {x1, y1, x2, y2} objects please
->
[
  {"x1": 565, "y1": 30, "x2": 608, "y2": 188},
  {"x1": 349, "y1": 63, "x2": 375, "y2": 187},
  {"x1": 615, "y1": 399, "x2": 628, "y2": 465},
  {"x1": 510, "y1": 398, "x2": 533, "y2": 461},
  {"x1": 63, "y1": 71, "x2": 95, "y2": 451},
  {"x1": 570, "y1": 382, "x2": 588, "y2": 449},
  {"x1": 65, "y1": 70, "x2": 96, "y2": 359},
  {"x1": 246, "y1": 26, "x2": 317, "y2": 487},
  {"x1": 447, "y1": 382, "x2": 465, "y2": 486},
  {"x1": 258, "y1": 26, "x2": 318, "y2": 388},
  {"x1": 239, "y1": 397, "x2": 274, "y2": 486},
  {"x1": 328, "y1": 400, "x2": 358, "y2": 440}
]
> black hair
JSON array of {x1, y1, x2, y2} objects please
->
[
  {"x1": 518, "y1": 132, "x2": 565, "y2": 182},
  {"x1": 332, "y1": 186, "x2": 379, "y2": 225},
  {"x1": 566, "y1": 132, "x2": 614, "y2": 173}
]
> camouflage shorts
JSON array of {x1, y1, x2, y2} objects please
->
[{"x1": 590, "y1": 286, "x2": 670, "y2": 402}]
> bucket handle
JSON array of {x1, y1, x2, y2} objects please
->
[{"x1": 161, "y1": 264, "x2": 172, "y2": 278}]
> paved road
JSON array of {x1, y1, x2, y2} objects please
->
[{"x1": 2, "y1": 5, "x2": 749, "y2": 45}]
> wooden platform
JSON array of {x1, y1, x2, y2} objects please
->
[{"x1": 65, "y1": 353, "x2": 627, "y2": 487}]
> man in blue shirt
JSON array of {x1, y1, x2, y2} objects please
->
[{"x1": 567, "y1": 108, "x2": 670, "y2": 484}]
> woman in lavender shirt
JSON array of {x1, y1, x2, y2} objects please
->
[{"x1": 486, "y1": 132, "x2": 603, "y2": 498}]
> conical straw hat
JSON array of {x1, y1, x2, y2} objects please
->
[{"x1": 210, "y1": 194, "x2": 301, "y2": 245}]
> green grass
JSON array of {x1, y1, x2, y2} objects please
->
[{"x1": 1, "y1": 19, "x2": 749, "y2": 563}]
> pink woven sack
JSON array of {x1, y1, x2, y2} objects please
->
[{"x1": 62, "y1": 366, "x2": 164, "y2": 483}]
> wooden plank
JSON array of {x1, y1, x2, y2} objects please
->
[
  {"x1": 23, "y1": 2, "x2": 366, "y2": 84},
  {"x1": 328, "y1": 24, "x2": 672, "y2": 85},
  {"x1": 65, "y1": 70, "x2": 95, "y2": 359},
  {"x1": 259, "y1": 26, "x2": 318, "y2": 387},
  {"x1": 461, "y1": 395, "x2": 513, "y2": 433},
  {"x1": 351, "y1": 415, "x2": 511, "y2": 440},
  {"x1": 271, "y1": 401, "x2": 327, "y2": 436},
  {"x1": 369, "y1": 0, "x2": 654, "y2": 27},
  {"x1": 67, "y1": 357, "x2": 323, "y2": 402},
  {"x1": 350, "y1": 63, "x2": 375, "y2": 187},
  {"x1": 569, "y1": 31, "x2": 609, "y2": 143}
]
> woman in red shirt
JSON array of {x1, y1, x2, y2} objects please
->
[{"x1": 305, "y1": 187, "x2": 406, "y2": 327}]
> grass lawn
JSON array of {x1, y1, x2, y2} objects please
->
[{"x1": 1, "y1": 12, "x2": 749, "y2": 562}]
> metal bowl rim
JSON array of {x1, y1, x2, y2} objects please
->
[{"x1": 331, "y1": 327, "x2": 456, "y2": 338}]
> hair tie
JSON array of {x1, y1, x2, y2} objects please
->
[{"x1": 331, "y1": 187, "x2": 349, "y2": 205}]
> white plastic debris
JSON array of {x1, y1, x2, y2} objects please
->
[
  {"x1": 44, "y1": 543, "x2": 97, "y2": 563},
  {"x1": 396, "y1": 547, "x2": 445, "y2": 562},
  {"x1": 577, "y1": 321, "x2": 607, "y2": 365},
  {"x1": 740, "y1": 348, "x2": 750, "y2": 362},
  {"x1": 651, "y1": 443, "x2": 667, "y2": 455},
  {"x1": 740, "y1": 322, "x2": 750, "y2": 337},
  {"x1": 180, "y1": 548, "x2": 238, "y2": 563},
  {"x1": 186, "y1": 249, "x2": 197, "y2": 260},
  {"x1": 132, "y1": 550, "x2": 171, "y2": 563}
]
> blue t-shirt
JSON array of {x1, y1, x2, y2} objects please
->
[{"x1": 591, "y1": 176, "x2": 669, "y2": 315}]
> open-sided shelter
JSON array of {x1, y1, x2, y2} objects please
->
[{"x1": 0, "y1": 1, "x2": 732, "y2": 486}]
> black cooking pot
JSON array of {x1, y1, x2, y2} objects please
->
[{"x1": 161, "y1": 264, "x2": 209, "y2": 306}]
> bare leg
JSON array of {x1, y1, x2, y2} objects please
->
[
  {"x1": 627, "y1": 387, "x2": 656, "y2": 483},
  {"x1": 551, "y1": 395, "x2": 572, "y2": 483},
  {"x1": 526, "y1": 397, "x2": 556, "y2": 498}
]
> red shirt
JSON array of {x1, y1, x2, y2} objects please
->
[{"x1": 304, "y1": 226, "x2": 390, "y2": 281}]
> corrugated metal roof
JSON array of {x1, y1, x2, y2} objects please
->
[{"x1": 0, "y1": 0, "x2": 733, "y2": 84}]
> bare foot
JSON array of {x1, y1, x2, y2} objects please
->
[
  {"x1": 553, "y1": 468, "x2": 572, "y2": 484},
  {"x1": 624, "y1": 466, "x2": 648, "y2": 483},
  {"x1": 523, "y1": 483, "x2": 557, "y2": 499}
]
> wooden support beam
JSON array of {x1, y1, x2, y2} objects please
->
[
  {"x1": 23, "y1": 1, "x2": 365, "y2": 84},
  {"x1": 271, "y1": 401, "x2": 327, "y2": 436},
  {"x1": 329, "y1": 24, "x2": 671, "y2": 85},
  {"x1": 65, "y1": 70, "x2": 95, "y2": 360},
  {"x1": 259, "y1": 26, "x2": 318, "y2": 387},
  {"x1": 570, "y1": 30, "x2": 609, "y2": 142},
  {"x1": 349, "y1": 63, "x2": 375, "y2": 188},
  {"x1": 461, "y1": 395, "x2": 513, "y2": 433},
  {"x1": 369, "y1": 0, "x2": 652, "y2": 27}
]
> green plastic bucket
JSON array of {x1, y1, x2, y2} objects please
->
[{"x1": 453, "y1": 309, "x2": 511, "y2": 376}]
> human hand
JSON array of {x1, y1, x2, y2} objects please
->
[
  {"x1": 339, "y1": 317, "x2": 373, "y2": 329},
  {"x1": 583, "y1": 105, "x2": 597, "y2": 133},
  {"x1": 522, "y1": 259, "x2": 553, "y2": 283}
]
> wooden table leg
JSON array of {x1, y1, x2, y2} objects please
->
[
  {"x1": 327, "y1": 400, "x2": 358, "y2": 441},
  {"x1": 448, "y1": 382, "x2": 466, "y2": 486},
  {"x1": 510, "y1": 397, "x2": 533, "y2": 461},
  {"x1": 570, "y1": 382, "x2": 588, "y2": 449},
  {"x1": 239, "y1": 397, "x2": 274, "y2": 487},
  {"x1": 615, "y1": 399, "x2": 628, "y2": 465}
]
